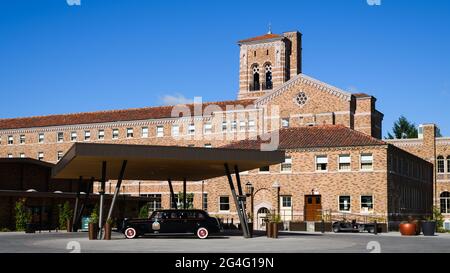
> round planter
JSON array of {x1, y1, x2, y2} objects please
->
[
  {"x1": 88, "y1": 223, "x2": 98, "y2": 240},
  {"x1": 399, "y1": 223, "x2": 417, "y2": 236},
  {"x1": 104, "y1": 223, "x2": 112, "y2": 240},
  {"x1": 421, "y1": 221, "x2": 436, "y2": 236},
  {"x1": 271, "y1": 222, "x2": 279, "y2": 238},
  {"x1": 266, "y1": 221, "x2": 272, "y2": 238},
  {"x1": 66, "y1": 219, "x2": 73, "y2": 233}
]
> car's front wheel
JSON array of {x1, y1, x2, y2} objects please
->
[
  {"x1": 124, "y1": 227, "x2": 138, "y2": 239},
  {"x1": 332, "y1": 225, "x2": 340, "y2": 233},
  {"x1": 197, "y1": 227, "x2": 209, "y2": 239}
]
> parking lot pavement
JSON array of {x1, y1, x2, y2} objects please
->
[{"x1": 1, "y1": 231, "x2": 449, "y2": 253}]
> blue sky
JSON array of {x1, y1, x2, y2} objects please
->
[{"x1": 0, "y1": 0, "x2": 449, "y2": 137}]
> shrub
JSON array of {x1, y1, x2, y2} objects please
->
[
  {"x1": 15, "y1": 198, "x2": 31, "y2": 231},
  {"x1": 139, "y1": 204, "x2": 149, "y2": 219},
  {"x1": 89, "y1": 204, "x2": 99, "y2": 224},
  {"x1": 58, "y1": 201, "x2": 73, "y2": 229}
]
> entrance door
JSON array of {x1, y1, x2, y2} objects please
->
[
  {"x1": 304, "y1": 195, "x2": 322, "y2": 222},
  {"x1": 256, "y1": 207, "x2": 270, "y2": 230}
]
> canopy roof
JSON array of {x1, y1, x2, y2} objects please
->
[{"x1": 52, "y1": 143, "x2": 285, "y2": 181}]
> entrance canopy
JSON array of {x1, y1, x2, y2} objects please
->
[{"x1": 52, "y1": 143, "x2": 285, "y2": 181}]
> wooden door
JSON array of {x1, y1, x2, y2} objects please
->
[{"x1": 304, "y1": 195, "x2": 322, "y2": 222}]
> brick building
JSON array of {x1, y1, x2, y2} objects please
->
[{"x1": 0, "y1": 29, "x2": 447, "y2": 229}]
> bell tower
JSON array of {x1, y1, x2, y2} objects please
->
[{"x1": 237, "y1": 30, "x2": 302, "y2": 100}]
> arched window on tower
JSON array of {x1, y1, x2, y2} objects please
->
[
  {"x1": 251, "y1": 65, "x2": 260, "y2": 91},
  {"x1": 264, "y1": 63, "x2": 273, "y2": 90},
  {"x1": 437, "y1": 156, "x2": 445, "y2": 173},
  {"x1": 441, "y1": 192, "x2": 450, "y2": 214}
]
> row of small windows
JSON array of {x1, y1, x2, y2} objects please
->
[
  {"x1": 437, "y1": 156, "x2": 450, "y2": 173},
  {"x1": 258, "y1": 154, "x2": 373, "y2": 173},
  {"x1": 7, "y1": 151, "x2": 64, "y2": 161},
  {"x1": 338, "y1": 196, "x2": 374, "y2": 213},
  {"x1": 1, "y1": 121, "x2": 258, "y2": 145}
]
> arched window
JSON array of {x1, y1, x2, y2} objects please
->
[
  {"x1": 447, "y1": 156, "x2": 450, "y2": 173},
  {"x1": 251, "y1": 65, "x2": 260, "y2": 91},
  {"x1": 264, "y1": 63, "x2": 272, "y2": 90},
  {"x1": 441, "y1": 192, "x2": 450, "y2": 214},
  {"x1": 437, "y1": 156, "x2": 445, "y2": 173}
]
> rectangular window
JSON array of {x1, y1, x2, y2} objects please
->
[
  {"x1": 71, "y1": 132, "x2": 77, "y2": 142},
  {"x1": 281, "y1": 118, "x2": 290, "y2": 128},
  {"x1": 248, "y1": 120, "x2": 256, "y2": 132},
  {"x1": 7, "y1": 135, "x2": 13, "y2": 145},
  {"x1": 204, "y1": 144, "x2": 212, "y2": 148},
  {"x1": 19, "y1": 135, "x2": 26, "y2": 144},
  {"x1": 361, "y1": 154, "x2": 374, "y2": 170},
  {"x1": 259, "y1": 166, "x2": 270, "y2": 173},
  {"x1": 98, "y1": 129, "x2": 105, "y2": 140},
  {"x1": 84, "y1": 131, "x2": 91, "y2": 141},
  {"x1": 361, "y1": 196, "x2": 374, "y2": 213},
  {"x1": 339, "y1": 196, "x2": 351, "y2": 212},
  {"x1": 57, "y1": 151, "x2": 63, "y2": 161},
  {"x1": 316, "y1": 155, "x2": 328, "y2": 171},
  {"x1": 146, "y1": 194, "x2": 162, "y2": 211},
  {"x1": 156, "y1": 126, "x2": 164, "y2": 137},
  {"x1": 203, "y1": 193, "x2": 208, "y2": 211},
  {"x1": 219, "y1": 196, "x2": 230, "y2": 211},
  {"x1": 188, "y1": 124, "x2": 195, "y2": 135},
  {"x1": 339, "y1": 155, "x2": 351, "y2": 171},
  {"x1": 231, "y1": 121, "x2": 237, "y2": 132},
  {"x1": 222, "y1": 121, "x2": 228, "y2": 132},
  {"x1": 57, "y1": 132, "x2": 64, "y2": 143},
  {"x1": 204, "y1": 122, "x2": 212, "y2": 134},
  {"x1": 112, "y1": 129, "x2": 119, "y2": 139},
  {"x1": 127, "y1": 128, "x2": 134, "y2": 138},
  {"x1": 8, "y1": 154, "x2": 13, "y2": 158},
  {"x1": 172, "y1": 125, "x2": 180, "y2": 137},
  {"x1": 19, "y1": 153, "x2": 25, "y2": 158},
  {"x1": 38, "y1": 152, "x2": 44, "y2": 161},
  {"x1": 281, "y1": 196, "x2": 292, "y2": 208},
  {"x1": 38, "y1": 133, "x2": 44, "y2": 143},
  {"x1": 239, "y1": 121, "x2": 247, "y2": 132},
  {"x1": 141, "y1": 127, "x2": 149, "y2": 138},
  {"x1": 281, "y1": 156, "x2": 292, "y2": 172}
]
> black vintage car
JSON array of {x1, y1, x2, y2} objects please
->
[
  {"x1": 122, "y1": 209, "x2": 223, "y2": 239},
  {"x1": 332, "y1": 220, "x2": 377, "y2": 233}
]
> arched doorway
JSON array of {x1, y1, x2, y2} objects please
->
[{"x1": 256, "y1": 207, "x2": 271, "y2": 231}]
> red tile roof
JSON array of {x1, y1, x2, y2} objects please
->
[
  {"x1": 222, "y1": 125, "x2": 386, "y2": 150},
  {"x1": 238, "y1": 33, "x2": 283, "y2": 44},
  {"x1": 0, "y1": 99, "x2": 255, "y2": 130}
]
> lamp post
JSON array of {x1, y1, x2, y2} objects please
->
[
  {"x1": 272, "y1": 181, "x2": 281, "y2": 216},
  {"x1": 245, "y1": 182, "x2": 254, "y2": 225}
]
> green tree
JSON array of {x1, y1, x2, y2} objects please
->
[
  {"x1": 387, "y1": 116, "x2": 418, "y2": 139},
  {"x1": 58, "y1": 201, "x2": 73, "y2": 229},
  {"x1": 15, "y1": 198, "x2": 31, "y2": 231}
]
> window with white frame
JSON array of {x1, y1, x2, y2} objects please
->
[
  {"x1": 71, "y1": 132, "x2": 77, "y2": 142},
  {"x1": 281, "y1": 196, "x2": 292, "y2": 208},
  {"x1": 361, "y1": 154, "x2": 374, "y2": 170},
  {"x1": 203, "y1": 193, "x2": 208, "y2": 211},
  {"x1": 281, "y1": 118, "x2": 290, "y2": 128},
  {"x1": 231, "y1": 121, "x2": 237, "y2": 132},
  {"x1": 316, "y1": 155, "x2": 328, "y2": 171},
  {"x1": 440, "y1": 192, "x2": 450, "y2": 214},
  {"x1": 98, "y1": 129, "x2": 105, "y2": 140},
  {"x1": 248, "y1": 120, "x2": 256, "y2": 132},
  {"x1": 204, "y1": 144, "x2": 212, "y2": 148},
  {"x1": 38, "y1": 152, "x2": 44, "y2": 161},
  {"x1": 7, "y1": 135, "x2": 13, "y2": 145},
  {"x1": 219, "y1": 196, "x2": 230, "y2": 211},
  {"x1": 126, "y1": 128, "x2": 134, "y2": 138},
  {"x1": 239, "y1": 121, "x2": 246, "y2": 132},
  {"x1": 188, "y1": 124, "x2": 195, "y2": 135},
  {"x1": 142, "y1": 194, "x2": 162, "y2": 212},
  {"x1": 112, "y1": 129, "x2": 119, "y2": 139},
  {"x1": 141, "y1": 127, "x2": 149, "y2": 138},
  {"x1": 339, "y1": 196, "x2": 351, "y2": 212},
  {"x1": 222, "y1": 121, "x2": 228, "y2": 132},
  {"x1": 361, "y1": 196, "x2": 374, "y2": 213},
  {"x1": 172, "y1": 125, "x2": 180, "y2": 137},
  {"x1": 20, "y1": 135, "x2": 25, "y2": 144},
  {"x1": 38, "y1": 133, "x2": 44, "y2": 143},
  {"x1": 204, "y1": 122, "x2": 212, "y2": 134},
  {"x1": 19, "y1": 153, "x2": 25, "y2": 158},
  {"x1": 57, "y1": 151, "x2": 63, "y2": 161},
  {"x1": 84, "y1": 131, "x2": 91, "y2": 141},
  {"x1": 281, "y1": 156, "x2": 292, "y2": 172},
  {"x1": 156, "y1": 126, "x2": 164, "y2": 137},
  {"x1": 7, "y1": 154, "x2": 13, "y2": 158},
  {"x1": 339, "y1": 155, "x2": 351, "y2": 171},
  {"x1": 437, "y1": 156, "x2": 445, "y2": 173},
  {"x1": 56, "y1": 132, "x2": 63, "y2": 143}
]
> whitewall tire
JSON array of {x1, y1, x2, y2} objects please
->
[
  {"x1": 197, "y1": 227, "x2": 209, "y2": 239},
  {"x1": 125, "y1": 227, "x2": 137, "y2": 239}
]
